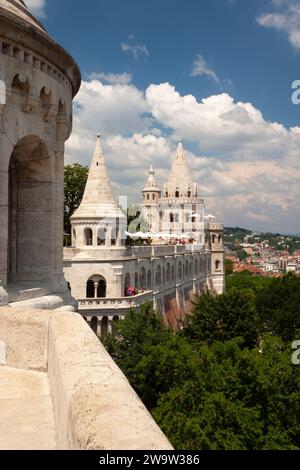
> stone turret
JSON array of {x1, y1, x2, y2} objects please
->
[
  {"x1": 71, "y1": 135, "x2": 126, "y2": 248},
  {"x1": 141, "y1": 165, "x2": 161, "y2": 231},
  {"x1": 0, "y1": 0, "x2": 80, "y2": 307}
]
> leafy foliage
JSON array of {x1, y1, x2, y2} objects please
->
[
  {"x1": 104, "y1": 274, "x2": 300, "y2": 450},
  {"x1": 64, "y1": 163, "x2": 89, "y2": 242}
]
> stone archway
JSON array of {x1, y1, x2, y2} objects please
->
[{"x1": 7, "y1": 135, "x2": 53, "y2": 283}]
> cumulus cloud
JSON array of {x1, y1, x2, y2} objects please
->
[
  {"x1": 191, "y1": 54, "x2": 220, "y2": 83},
  {"x1": 257, "y1": 0, "x2": 300, "y2": 50},
  {"x1": 66, "y1": 76, "x2": 300, "y2": 233},
  {"x1": 25, "y1": 0, "x2": 47, "y2": 18},
  {"x1": 89, "y1": 72, "x2": 132, "y2": 85},
  {"x1": 121, "y1": 35, "x2": 149, "y2": 59}
]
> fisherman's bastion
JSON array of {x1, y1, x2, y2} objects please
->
[{"x1": 0, "y1": 0, "x2": 224, "y2": 450}]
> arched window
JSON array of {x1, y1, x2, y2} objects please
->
[
  {"x1": 215, "y1": 260, "x2": 221, "y2": 270},
  {"x1": 97, "y1": 279, "x2": 106, "y2": 298},
  {"x1": 91, "y1": 317, "x2": 98, "y2": 334},
  {"x1": 85, "y1": 228, "x2": 93, "y2": 246},
  {"x1": 218, "y1": 234, "x2": 222, "y2": 243},
  {"x1": 187, "y1": 191, "x2": 191, "y2": 198},
  {"x1": 87, "y1": 275, "x2": 107, "y2": 298},
  {"x1": 124, "y1": 273, "x2": 131, "y2": 296},
  {"x1": 212, "y1": 234, "x2": 216, "y2": 244},
  {"x1": 170, "y1": 213, "x2": 174, "y2": 223},
  {"x1": 175, "y1": 190, "x2": 179, "y2": 198},
  {"x1": 135, "y1": 272, "x2": 138, "y2": 289},
  {"x1": 86, "y1": 280, "x2": 94, "y2": 298},
  {"x1": 101, "y1": 316, "x2": 108, "y2": 337},
  {"x1": 171, "y1": 265, "x2": 175, "y2": 282}
]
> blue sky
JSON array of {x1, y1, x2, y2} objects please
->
[{"x1": 27, "y1": 0, "x2": 300, "y2": 233}]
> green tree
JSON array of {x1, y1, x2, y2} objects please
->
[
  {"x1": 257, "y1": 273, "x2": 300, "y2": 342},
  {"x1": 225, "y1": 258, "x2": 233, "y2": 275},
  {"x1": 64, "y1": 163, "x2": 89, "y2": 243},
  {"x1": 184, "y1": 288, "x2": 261, "y2": 348}
]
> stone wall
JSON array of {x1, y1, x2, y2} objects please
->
[{"x1": 0, "y1": 307, "x2": 173, "y2": 450}]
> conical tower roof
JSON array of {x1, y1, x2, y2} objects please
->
[
  {"x1": 143, "y1": 165, "x2": 161, "y2": 192},
  {"x1": 71, "y1": 135, "x2": 125, "y2": 220},
  {"x1": 166, "y1": 139, "x2": 195, "y2": 197}
]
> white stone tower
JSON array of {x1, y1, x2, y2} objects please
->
[
  {"x1": 142, "y1": 165, "x2": 161, "y2": 232},
  {"x1": 71, "y1": 135, "x2": 126, "y2": 249},
  {"x1": 159, "y1": 139, "x2": 204, "y2": 237},
  {"x1": 0, "y1": 0, "x2": 80, "y2": 307}
]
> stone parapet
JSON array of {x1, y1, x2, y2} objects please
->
[{"x1": 0, "y1": 307, "x2": 172, "y2": 450}]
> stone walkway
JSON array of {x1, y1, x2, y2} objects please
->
[{"x1": 0, "y1": 367, "x2": 57, "y2": 450}]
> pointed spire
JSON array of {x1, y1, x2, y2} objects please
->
[
  {"x1": 176, "y1": 138, "x2": 184, "y2": 160},
  {"x1": 166, "y1": 138, "x2": 196, "y2": 198},
  {"x1": 71, "y1": 135, "x2": 125, "y2": 220},
  {"x1": 143, "y1": 165, "x2": 161, "y2": 192}
]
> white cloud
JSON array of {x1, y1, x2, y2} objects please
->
[
  {"x1": 257, "y1": 0, "x2": 300, "y2": 50},
  {"x1": 66, "y1": 76, "x2": 300, "y2": 233},
  {"x1": 89, "y1": 72, "x2": 132, "y2": 85},
  {"x1": 190, "y1": 54, "x2": 220, "y2": 83},
  {"x1": 121, "y1": 35, "x2": 149, "y2": 59},
  {"x1": 25, "y1": 0, "x2": 47, "y2": 18}
]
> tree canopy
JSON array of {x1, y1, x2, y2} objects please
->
[{"x1": 104, "y1": 274, "x2": 300, "y2": 450}]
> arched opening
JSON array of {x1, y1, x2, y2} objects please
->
[
  {"x1": 91, "y1": 317, "x2": 98, "y2": 334},
  {"x1": 155, "y1": 265, "x2": 162, "y2": 288},
  {"x1": 166, "y1": 263, "x2": 171, "y2": 283},
  {"x1": 112, "y1": 316, "x2": 119, "y2": 333},
  {"x1": 215, "y1": 260, "x2": 221, "y2": 270},
  {"x1": 175, "y1": 190, "x2": 179, "y2": 198},
  {"x1": 195, "y1": 259, "x2": 198, "y2": 275},
  {"x1": 124, "y1": 273, "x2": 131, "y2": 296},
  {"x1": 212, "y1": 234, "x2": 216, "y2": 244},
  {"x1": 171, "y1": 265, "x2": 175, "y2": 282},
  {"x1": 140, "y1": 267, "x2": 146, "y2": 290},
  {"x1": 97, "y1": 279, "x2": 106, "y2": 298},
  {"x1": 85, "y1": 228, "x2": 93, "y2": 246},
  {"x1": 101, "y1": 316, "x2": 108, "y2": 336},
  {"x1": 218, "y1": 234, "x2": 222, "y2": 243},
  {"x1": 7, "y1": 136, "x2": 53, "y2": 283},
  {"x1": 178, "y1": 262, "x2": 182, "y2": 280},
  {"x1": 86, "y1": 280, "x2": 94, "y2": 298},
  {"x1": 86, "y1": 275, "x2": 107, "y2": 298},
  {"x1": 147, "y1": 270, "x2": 152, "y2": 290}
]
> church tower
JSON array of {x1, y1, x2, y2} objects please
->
[{"x1": 141, "y1": 165, "x2": 161, "y2": 231}]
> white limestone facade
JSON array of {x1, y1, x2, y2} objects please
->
[
  {"x1": 0, "y1": 0, "x2": 81, "y2": 308},
  {"x1": 64, "y1": 137, "x2": 225, "y2": 335}
]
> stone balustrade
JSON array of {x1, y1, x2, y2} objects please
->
[{"x1": 78, "y1": 291, "x2": 153, "y2": 310}]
